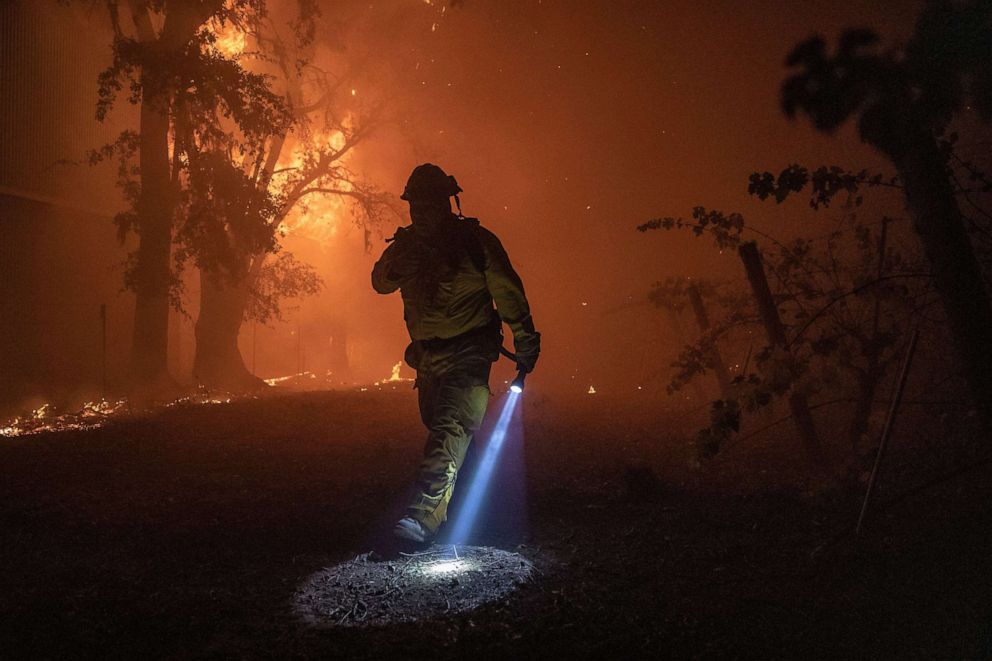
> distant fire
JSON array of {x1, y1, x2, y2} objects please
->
[
  {"x1": 263, "y1": 371, "x2": 318, "y2": 386},
  {"x1": 273, "y1": 128, "x2": 353, "y2": 244},
  {"x1": 205, "y1": 18, "x2": 247, "y2": 58},
  {"x1": 373, "y1": 361, "x2": 410, "y2": 386},
  {"x1": 2, "y1": 362, "x2": 416, "y2": 438},
  {"x1": 0, "y1": 393, "x2": 244, "y2": 439},
  {"x1": 202, "y1": 10, "x2": 362, "y2": 251},
  {"x1": 0, "y1": 399, "x2": 127, "y2": 438},
  {"x1": 389, "y1": 361, "x2": 403, "y2": 381}
]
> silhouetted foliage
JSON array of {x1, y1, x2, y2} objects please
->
[
  {"x1": 748, "y1": 164, "x2": 899, "y2": 209},
  {"x1": 249, "y1": 252, "x2": 323, "y2": 325},
  {"x1": 781, "y1": 0, "x2": 992, "y2": 434},
  {"x1": 88, "y1": 0, "x2": 393, "y2": 389},
  {"x1": 83, "y1": 0, "x2": 290, "y2": 387},
  {"x1": 637, "y1": 207, "x2": 745, "y2": 249},
  {"x1": 639, "y1": 169, "x2": 931, "y2": 462}
]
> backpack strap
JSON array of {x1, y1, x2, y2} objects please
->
[{"x1": 458, "y1": 217, "x2": 487, "y2": 273}]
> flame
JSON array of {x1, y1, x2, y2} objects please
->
[
  {"x1": 389, "y1": 361, "x2": 403, "y2": 382},
  {"x1": 0, "y1": 393, "x2": 247, "y2": 439},
  {"x1": 372, "y1": 361, "x2": 411, "y2": 387},
  {"x1": 206, "y1": 18, "x2": 247, "y2": 58},
  {"x1": 201, "y1": 14, "x2": 357, "y2": 249},
  {"x1": 273, "y1": 127, "x2": 354, "y2": 244},
  {"x1": 0, "y1": 399, "x2": 128, "y2": 438},
  {"x1": 263, "y1": 371, "x2": 316, "y2": 386}
]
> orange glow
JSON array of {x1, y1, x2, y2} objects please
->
[
  {"x1": 0, "y1": 399, "x2": 128, "y2": 437},
  {"x1": 272, "y1": 125, "x2": 354, "y2": 244},
  {"x1": 372, "y1": 361, "x2": 410, "y2": 386},
  {"x1": 205, "y1": 17, "x2": 247, "y2": 58},
  {"x1": 388, "y1": 361, "x2": 403, "y2": 381}
]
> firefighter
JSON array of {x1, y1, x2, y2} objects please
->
[{"x1": 372, "y1": 163, "x2": 541, "y2": 542}]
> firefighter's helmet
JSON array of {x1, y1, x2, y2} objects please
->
[{"x1": 400, "y1": 163, "x2": 462, "y2": 202}]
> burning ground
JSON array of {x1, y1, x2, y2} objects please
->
[{"x1": 2, "y1": 390, "x2": 991, "y2": 658}]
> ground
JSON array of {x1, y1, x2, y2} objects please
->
[{"x1": 1, "y1": 389, "x2": 991, "y2": 659}]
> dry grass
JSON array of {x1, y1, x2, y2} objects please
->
[{"x1": 1, "y1": 389, "x2": 990, "y2": 658}]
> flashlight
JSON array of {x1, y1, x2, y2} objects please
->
[
  {"x1": 510, "y1": 369, "x2": 526, "y2": 394},
  {"x1": 499, "y1": 346, "x2": 527, "y2": 394}
]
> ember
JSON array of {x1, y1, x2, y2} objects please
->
[{"x1": 0, "y1": 399, "x2": 128, "y2": 438}]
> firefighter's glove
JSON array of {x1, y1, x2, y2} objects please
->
[
  {"x1": 513, "y1": 331, "x2": 541, "y2": 373},
  {"x1": 387, "y1": 228, "x2": 433, "y2": 281},
  {"x1": 516, "y1": 351, "x2": 539, "y2": 374}
]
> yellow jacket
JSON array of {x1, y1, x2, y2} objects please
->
[{"x1": 372, "y1": 215, "x2": 540, "y2": 364}]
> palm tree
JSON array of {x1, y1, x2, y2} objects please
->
[{"x1": 782, "y1": 0, "x2": 992, "y2": 434}]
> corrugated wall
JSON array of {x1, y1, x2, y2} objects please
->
[
  {"x1": 2, "y1": 2, "x2": 65, "y2": 196},
  {"x1": 0, "y1": 2, "x2": 133, "y2": 410}
]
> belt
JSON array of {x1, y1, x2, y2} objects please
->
[{"x1": 419, "y1": 315, "x2": 501, "y2": 350}]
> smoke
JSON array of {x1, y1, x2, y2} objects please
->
[
  {"x1": 261, "y1": 0, "x2": 918, "y2": 396},
  {"x1": 2, "y1": 0, "x2": 923, "y2": 406}
]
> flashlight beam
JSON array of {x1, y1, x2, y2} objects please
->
[{"x1": 446, "y1": 391, "x2": 521, "y2": 543}]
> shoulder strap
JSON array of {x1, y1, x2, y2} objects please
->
[{"x1": 459, "y1": 218, "x2": 487, "y2": 273}]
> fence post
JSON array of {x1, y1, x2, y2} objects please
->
[
  {"x1": 100, "y1": 303, "x2": 107, "y2": 398},
  {"x1": 738, "y1": 241, "x2": 822, "y2": 463},
  {"x1": 687, "y1": 282, "x2": 733, "y2": 399},
  {"x1": 663, "y1": 304, "x2": 708, "y2": 401}
]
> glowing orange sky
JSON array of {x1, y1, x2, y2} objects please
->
[
  {"x1": 11, "y1": 0, "x2": 927, "y2": 395},
  {"x1": 323, "y1": 0, "x2": 922, "y2": 391}
]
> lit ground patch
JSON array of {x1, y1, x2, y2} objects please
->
[{"x1": 293, "y1": 545, "x2": 535, "y2": 627}]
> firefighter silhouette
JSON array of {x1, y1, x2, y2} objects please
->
[{"x1": 372, "y1": 163, "x2": 540, "y2": 542}]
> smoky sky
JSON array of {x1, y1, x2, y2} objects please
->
[
  {"x1": 17, "y1": 0, "x2": 926, "y2": 395},
  {"x1": 325, "y1": 0, "x2": 922, "y2": 391}
]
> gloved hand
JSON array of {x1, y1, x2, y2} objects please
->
[
  {"x1": 516, "y1": 351, "x2": 539, "y2": 374},
  {"x1": 387, "y1": 228, "x2": 433, "y2": 281},
  {"x1": 513, "y1": 327, "x2": 541, "y2": 373}
]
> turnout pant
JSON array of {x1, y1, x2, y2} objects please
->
[{"x1": 405, "y1": 331, "x2": 495, "y2": 533}]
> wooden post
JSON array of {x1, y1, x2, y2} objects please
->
[
  {"x1": 250, "y1": 297, "x2": 257, "y2": 377},
  {"x1": 687, "y1": 282, "x2": 733, "y2": 399},
  {"x1": 856, "y1": 329, "x2": 919, "y2": 535},
  {"x1": 738, "y1": 241, "x2": 822, "y2": 462},
  {"x1": 100, "y1": 303, "x2": 107, "y2": 397},
  {"x1": 297, "y1": 318, "x2": 303, "y2": 376},
  {"x1": 663, "y1": 305, "x2": 708, "y2": 401}
]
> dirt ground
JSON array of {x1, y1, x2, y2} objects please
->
[{"x1": 2, "y1": 389, "x2": 991, "y2": 659}]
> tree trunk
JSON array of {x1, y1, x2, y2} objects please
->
[
  {"x1": 193, "y1": 269, "x2": 264, "y2": 391},
  {"x1": 129, "y1": 85, "x2": 175, "y2": 390},
  {"x1": 125, "y1": 0, "x2": 206, "y2": 395},
  {"x1": 188, "y1": 126, "x2": 287, "y2": 389},
  {"x1": 889, "y1": 131, "x2": 992, "y2": 436}
]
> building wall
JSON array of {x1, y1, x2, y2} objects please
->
[
  {"x1": 0, "y1": 2, "x2": 134, "y2": 410},
  {"x1": 0, "y1": 194, "x2": 132, "y2": 407}
]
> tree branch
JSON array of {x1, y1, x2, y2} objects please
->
[{"x1": 787, "y1": 272, "x2": 932, "y2": 348}]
